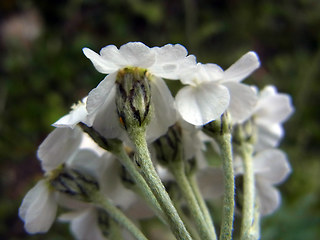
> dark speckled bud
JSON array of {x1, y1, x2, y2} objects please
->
[
  {"x1": 115, "y1": 67, "x2": 152, "y2": 132},
  {"x1": 153, "y1": 124, "x2": 183, "y2": 166},
  {"x1": 49, "y1": 166, "x2": 99, "y2": 202}
]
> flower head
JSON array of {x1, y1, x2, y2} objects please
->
[
  {"x1": 19, "y1": 127, "x2": 109, "y2": 234},
  {"x1": 176, "y1": 52, "x2": 260, "y2": 126},
  {"x1": 252, "y1": 85, "x2": 294, "y2": 151},
  {"x1": 81, "y1": 42, "x2": 192, "y2": 142}
]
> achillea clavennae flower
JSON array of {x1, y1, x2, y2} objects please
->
[
  {"x1": 81, "y1": 42, "x2": 193, "y2": 141},
  {"x1": 176, "y1": 52, "x2": 260, "y2": 126},
  {"x1": 252, "y1": 85, "x2": 294, "y2": 151}
]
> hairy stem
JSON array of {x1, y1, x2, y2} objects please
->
[
  {"x1": 129, "y1": 128, "x2": 192, "y2": 240},
  {"x1": 216, "y1": 133, "x2": 235, "y2": 240},
  {"x1": 92, "y1": 192, "x2": 147, "y2": 240},
  {"x1": 188, "y1": 174, "x2": 217, "y2": 239}
]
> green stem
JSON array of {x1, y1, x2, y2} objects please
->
[
  {"x1": 92, "y1": 192, "x2": 148, "y2": 240},
  {"x1": 129, "y1": 128, "x2": 192, "y2": 240},
  {"x1": 79, "y1": 123, "x2": 165, "y2": 222},
  {"x1": 240, "y1": 143, "x2": 255, "y2": 240},
  {"x1": 116, "y1": 147, "x2": 165, "y2": 223},
  {"x1": 170, "y1": 187, "x2": 202, "y2": 240},
  {"x1": 188, "y1": 174, "x2": 217, "y2": 239},
  {"x1": 251, "y1": 197, "x2": 261, "y2": 240},
  {"x1": 216, "y1": 133, "x2": 235, "y2": 240},
  {"x1": 109, "y1": 219, "x2": 124, "y2": 240},
  {"x1": 170, "y1": 165, "x2": 214, "y2": 240}
]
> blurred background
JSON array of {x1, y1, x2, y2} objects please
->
[{"x1": 0, "y1": 0, "x2": 319, "y2": 239}]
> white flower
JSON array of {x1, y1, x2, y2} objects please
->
[
  {"x1": 19, "y1": 127, "x2": 108, "y2": 234},
  {"x1": 176, "y1": 51, "x2": 260, "y2": 126},
  {"x1": 60, "y1": 207, "x2": 106, "y2": 240},
  {"x1": 58, "y1": 156, "x2": 153, "y2": 240},
  {"x1": 253, "y1": 85, "x2": 294, "y2": 151},
  {"x1": 19, "y1": 180, "x2": 57, "y2": 233},
  {"x1": 82, "y1": 42, "x2": 192, "y2": 142},
  {"x1": 53, "y1": 97, "x2": 90, "y2": 128},
  {"x1": 234, "y1": 149, "x2": 291, "y2": 216}
]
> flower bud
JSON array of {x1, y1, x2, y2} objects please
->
[
  {"x1": 97, "y1": 209, "x2": 111, "y2": 238},
  {"x1": 203, "y1": 112, "x2": 232, "y2": 137},
  {"x1": 120, "y1": 165, "x2": 136, "y2": 189},
  {"x1": 233, "y1": 118, "x2": 257, "y2": 145},
  {"x1": 153, "y1": 124, "x2": 183, "y2": 166},
  {"x1": 115, "y1": 67, "x2": 152, "y2": 132},
  {"x1": 184, "y1": 158, "x2": 197, "y2": 177},
  {"x1": 49, "y1": 166, "x2": 99, "y2": 202}
]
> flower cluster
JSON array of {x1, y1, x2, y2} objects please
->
[{"x1": 19, "y1": 42, "x2": 294, "y2": 240}]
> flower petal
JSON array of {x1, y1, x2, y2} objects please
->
[
  {"x1": 79, "y1": 133, "x2": 106, "y2": 157},
  {"x1": 146, "y1": 77, "x2": 177, "y2": 141},
  {"x1": 19, "y1": 180, "x2": 57, "y2": 233},
  {"x1": 176, "y1": 82, "x2": 230, "y2": 126},
  {"x1": 255, "y1": 123, "x2": 283, "y2": 151},
  {"x1": 83, "y1": 47, "x2": 119, "y2": 74},
  {"x1": 119, "y1": 42, "x2": 156, "y2": 68},
  {"x1": 255, "y1": 93, "x2": 294, "y2": 125},
  {"x1": 53, "y1": 100, "x2": 88, "y2": 128},
  {"x1": 69, "y1": 208, "x2": 105, "y2": 240},
  {"x1": 86, "y1": 74, "x2": 117, "y2": 125},
  {"x1": 253, "y1": 149, "x2": 292, "y2": 184},
  {"x1": 90, "y1": 85, "x2": 127, "y2": 140},
  {"x1": 223, "y1": 51, "x2": 260, "y2": 83},
  {"x1": 179, "y1": 63, "x2": 224, "y2": 86},
  {"x1": 100, "y1": 44, "x2": 126, "y2": 67},
  {"x1": 256, "y1": 180, "x2": 281, "y2": 216},
  {"x1": 223, "y1": 82, "x2": 257, "y2": 123},
  {"x1": 37, "y1": 127, "x2": 83, "y2": 172},
  {"x1": 197, "y1": 167, "x2": 224, "y2": 199},
  {"x1": 151, "y1": 44, "x2": 189, "y2": 79}
]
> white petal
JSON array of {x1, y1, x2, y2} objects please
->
[
  {"x1": 182, "y1": 125, "x2": 204, "y2": 161},
  {"x1": 68, "y1": 150, "x2": 113, "y2": 183},
  {"x1": 100, "y1": 44, "x2": 127, "y2": 67},
  {"x1": 197, "y1": 167, "x2": 224, "y2": 199},
  {"x1": 19, "y1": 180, "x2": 57, "y2": 233},
  {"x1": 99, "y1": 160, "x2": 137, "y2": 209},
  {"x1": 79, "y1": 133, "x2": 106, "y2": 157},
  {"x1": 223, "y1": 82, "x2": 257, "y2": 123},
  {"x1": 179, "y1": 63, "x2": 224, "y2": 86},
  {"x1": 126, "y1": 197, "x2": 155, "y2": 220},
  {"x1": 119, "y1": 42, "x2": 156, "y2": 68},
  {"x1": 90, "y1": 85, "x2": 126, "y2": 140},
  {"x1": 53, "y1": 103, "x2": 88, "y2": 128},
  {"x1": 69, "y1": 208, "x2": 105, "y2": 240},
  {"x1": 56, "y1": 194, "x2": 89, "y2": 210},
  {"x1": 256, "y1": 180, "x2": 281, "y2": 216},
  {"x1": 176, "y1": 82, "x2": 230, "y2": 126},
  {"x1": 86, "y1": 74, "x2": 117, "y2": 126},
  {"x1": 59, "y1": 210, "x2": 84, "y2": 222},
  {"x1": 37, "y1": 127, "x2": 83, "y2": 172},
  {"x1": 255, "y1": 123, "x2": 283, "y2": 151},
  {"x1": 83, "y1": 47, "x2": 119, "y2": 74},
  {"x1": 67, "y1": 149, "x2": 100, "y2": 178},
  {"x1": 146, "y1": 77, "x2": 177, "y2": 142},
  {"x1": 253, "y1": 149, "x2": 292, "y2": 184},
  {"x1": 223, "y1": 51, "x2": 260, "y2": 83},
  {"x1": 259, "y1": 85, "x2": 277, "y2": 97},
  {"x1": 151, "y1": 44, "x2": 189, "y2": 79},
  {"x1": 255, "y1": 93, "x2": 294, "y2": 125}
]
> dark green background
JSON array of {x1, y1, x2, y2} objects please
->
[{"x1": 1, "y1": 0, "x2": 319, "y2": 239}]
